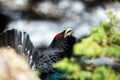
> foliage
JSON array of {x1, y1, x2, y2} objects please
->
[
  {"x1": 74, "y1": 11, "x2": 120, "y2": 58},
  {"x1": 54, "y1": 11, "x2": 120, "y2": 80}
]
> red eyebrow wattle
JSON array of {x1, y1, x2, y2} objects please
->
[{"x1": 55, "y1": 33, "x2": 62, "y2": 39}]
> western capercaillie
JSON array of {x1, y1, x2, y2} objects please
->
[{"x1": 0, "y1": 28, "x2": 76, "y2": 80}]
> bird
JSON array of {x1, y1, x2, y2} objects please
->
[{"x1": 0, "y1": 28, "x2": 76, "y2": 80}]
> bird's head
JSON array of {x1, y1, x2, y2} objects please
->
[
  {"x1": 49, "y1": 28, "x2": 76, "y2": 57},
  {"x1": 54, "y1": 28, "x2": 73, "y2": 40}
]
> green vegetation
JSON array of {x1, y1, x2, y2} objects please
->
[{"x1": 54, "y1": 11, "x2": 120, "y2": 80}]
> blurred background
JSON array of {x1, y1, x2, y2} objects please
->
[{"x1": 0, "y1": 0, "x2": 120, "y2": 48}]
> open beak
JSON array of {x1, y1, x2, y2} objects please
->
[{"x1": 64, "y1": 28, "x2": 73, "y2": 38}]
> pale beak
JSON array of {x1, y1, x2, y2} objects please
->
[{"x1": 64, "y1": 28, "x2": 73, "y2": 38}]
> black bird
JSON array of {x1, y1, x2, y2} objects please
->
[{"x1": 0, "y1": 28, "x2": 76, "y2": 79}]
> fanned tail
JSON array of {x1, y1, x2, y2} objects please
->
[{"x1": 0, "y1": 29, "x2": 38, "y2": 69}]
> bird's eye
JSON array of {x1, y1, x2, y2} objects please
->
[{"x1": 55, "y1": 33, "x2": 62, "y2": 39}]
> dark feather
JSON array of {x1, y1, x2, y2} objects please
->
[{"x1": 0, "y1": 29, "x2": 76, "y2": 80}]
